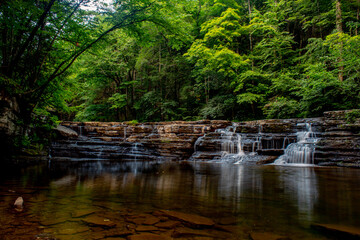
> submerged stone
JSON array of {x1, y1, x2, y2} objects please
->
[
  {"x1": 142, "y1": 215, "x2": 160, "y2": 225},
  {"x1": 104, "y1": 228, "x2": 132, "y2": 238},
  {"x1": 155, "y1": 220, "x2": 181, "y2": 229},
  {"x1": 312, "y1": 223, "x2": 360, "y2": 239},
  {"x1": 158, "y1": 210, "x2": 215, "y2": 227},
  {"x1": 250, "y1": 232, "x2": 288, "y2": 240},
  {"x1": 71, "y1": 209, "x2": 95, "y2": 218},
  {"x1": 172, "y1": 227, "x2": 214, "y2": 238},
  {"x1": 135, "y1": 225, "x2": 158, "y2": 232},
  {"x1": 82, "y1": 215, "x2": 116, "y2": 228},
  {"x1": 57, "y1": 226, "x2": 89, "y2": 235},
  {"x1": 127, "y1": 233, "x2": 172, "y2": 240}
]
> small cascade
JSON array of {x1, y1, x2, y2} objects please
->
[
  {"x1": 275, "y1": 123, "x2": 319, "y2": 165},
  {"x1": 78, "y1": 125, "x2": 87, "y2": 140},
  {"x1": 79, "y1": 126, "x2": 83, "y2": 136},
  {"x1": 192, "y1": 124, "x2": 265, "y2": 163},
  {"x1": 190, "y1": 121, "x2": 301, "y2": 164},
  {"x1": 254, "y1": 125, "x2": 263, "y2": 152},
  {"x1": 216, "y1": 129, "x2": 245, "y2": 162},
  {"x1": 124, "y1": 126, "x2": 127, "y2": 141},
  {"x1": 131, "y1": 143, "x2": 139, "y2": 161},
  {"x1": 194, "y1": 136, "x2": 204, "y2": 152}
]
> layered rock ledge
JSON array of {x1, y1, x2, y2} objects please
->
[
  {"x1": 51, "y1": 110, "x2": 360, "y2": 166},
  {"x1": 52, "y1": 120, "x2": 231, "y2": 161}
]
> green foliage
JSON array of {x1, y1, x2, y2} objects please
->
[
  {"x1": 108, "y1": 93, "x2": 127, "y2": 110},
  {"x1": 264, "y1": 97, "x2": 300, "y2": 119},
  {"x1": 200, "y1": 95, "x2": 236, "y2": 119},
  {"x1": 128, "y1": 120, "x2": 139, "y2": 125},
  {"x1": 134, "y1": 91, "x2": 162, "y2": 122},
  {"x1": 2, "y1": 0, "x2": 360, "y2": 145},
  {"x1": 345, "y1": 110, "x2": 360, "y2": 124},
  {"x1": 298, "y1": 63, "x2": 342, "y2": 117}
]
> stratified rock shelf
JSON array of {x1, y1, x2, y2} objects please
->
[{"x1": 51, "y1": 110, "x2": 360, "y2": 167}]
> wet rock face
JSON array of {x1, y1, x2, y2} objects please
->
[
  {"x1": 0, "y1": 96, "x2": 21, "y2": 156},
  {"x1": 315, "y1": 110, "x2": 360, "y2": 167},
  {"x1": 51, "y1": 121, "x2": 231, "y2": 161},
  {"x1": 0, "y1": 96, "x2": 20, "y2": 137},
  {"x1": 192, "y1": 118, "x2": 323, "y2": 163},
  {"x1": 51, "y1": 110, "x2": 360, "y2": 166}
]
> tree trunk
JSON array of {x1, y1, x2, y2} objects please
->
[
  {"x1": 317, "y1": 0, "x2": 323, "y2": 38},
  {"x1": 336, "y1": 0, "x2": 344, "y2": 82},
  {"x1": 357, "y1": 0, "x2": 359, "y2": 35},
  {"x1": 159, "y1": 44, "x2": 161, "y2": 73},
  {"x1": 336, "y1": 0, "x2": 343, "y2": 33},
  {"x1": 248, "y1": 0, "x2": 253, "y2": 52}
]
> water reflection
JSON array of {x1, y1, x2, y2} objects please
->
[
  {"x1": 1, "y1": 161, "x2": 360, "y2": 239},
  {"x1": 275, "y1": 166, "x2": 318, "y2": 221}
]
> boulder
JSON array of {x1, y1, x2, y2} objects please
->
[
  {"x1": 14, "y1": 196, "x2": 23, "y2": 211},
  {"x1": 55, "y1": 125, "x2": 78, "y2": 138}
]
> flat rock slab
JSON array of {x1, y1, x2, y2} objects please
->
[
  {"x1": 172, "y1": 227, "x2": 214, "y2": 238},
  {"x1": 40, "y1": 217, "x2": 69, "y2": 226},
  {"x1": 57, "y1": 226, "x2": 89, "y2": 235},
  {"x1": 312, "y1": 223, "x2": 360, "y2": 239},
  {"x1": 155, "y1": 220, "x2": 181, "y2": 229},
  {"x1": 127, "y1": 233, "x2": 172, "y2": 240},
  {"x1": 105, "y1": 228, "x2": 132, "y2": 238},
  {"x1": 135, "y1": 225, "x2": 158, "y2": 232},
  {"x1": 71, "y1": 210, "x2": 95, "y2": 218},
  {"x1": 82, "y1": 215, "x2": 116, "y2": 228},
  {"x1": 250, "y1": 232, "x2": 287, "y2": 240},
  {"x1": 127, "y1": 217, "x2": 146, "y2": 225},
  {"x1": 158, "y1": 210, "x2": 214, "y2": 228},
  {"x1": 143, "y1": 215, "x2": 160, "y2": 225}
]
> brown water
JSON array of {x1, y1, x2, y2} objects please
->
[{"x1": 0, "y1": 160, "x2": 360, "y2": 239}]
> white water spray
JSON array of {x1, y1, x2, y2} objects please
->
[{"x1": 275, "y1": 123, "x2": 319, "y2": 165}]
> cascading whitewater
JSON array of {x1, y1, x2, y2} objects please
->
[
  {"x1": 216, "y1": 126, "x2": 245, "y2": 162},
  {"x1": 191, "y1": 123, "x2": 292, "y2": 164},
  {"x1": 275, "y1": 123, "x2": 319, "y2": 165}
]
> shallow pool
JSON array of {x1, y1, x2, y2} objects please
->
[{"x1": 0, "y1": 160, "x2": 359, "y2": 239}]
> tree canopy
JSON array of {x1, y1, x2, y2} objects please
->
[{"x1": 1, "y1": 0, "x2": 359, "y2": 130}]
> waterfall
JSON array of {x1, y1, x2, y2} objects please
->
[
  {"x1": 208, "y1": 125, "x2": 243, "y2": 162},
  {"x1": 124, "y1": 126, "x2": 127, "y2": 141},
  {"x1": 191, "y1": 123, "x2": 267, "y2": 163},
  {"x1": 194, "y1": 136, "x2": 204, "y2": 152},
  {"x1": 275, "y1": 123, "x2": 319, "y2": 165},
  {"x1": 79, "y1": 126, "x2": 83, "y2": 136},
  {"x1": 132, "y1": 143, "x2": 139, "y2": 161}
]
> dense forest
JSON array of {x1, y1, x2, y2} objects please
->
[{"x1": 1, "y1": 0, "x2": 360, "y2": 150}]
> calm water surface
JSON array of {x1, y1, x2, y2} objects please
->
[{"x1": 0, "y1": 160, "x2": 360, "y2": 239}]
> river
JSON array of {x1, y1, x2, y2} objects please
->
[{"x1": 0, "y1": 160, "x2": 359, "y2": 239}]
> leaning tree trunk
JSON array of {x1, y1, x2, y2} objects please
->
[{"x1": 336, "y1": 0, "x2": 344, "y2": 82}]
